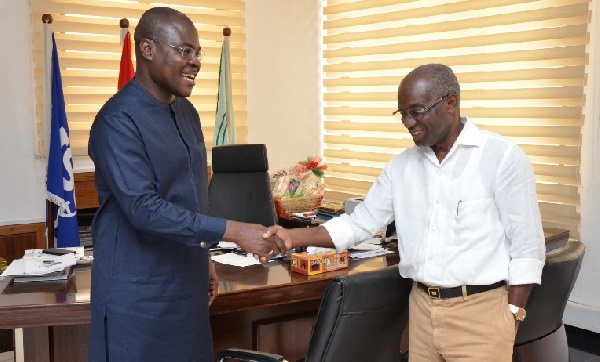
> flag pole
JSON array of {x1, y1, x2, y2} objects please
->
[
  {"x1": 46, "y1": 19, "x2": 81, "y2": 248},
  {"x1": 223, "y1": 27, "x2": 236, "y2": 145},
  {"x1": 119, "y1": 18, "x2": 129, "y2": 46},
  {"x1": 214, "y1": 27, "x2": 236, "y2": 146},
  {"x1": 43, "y1": 14, "x2": 54, "y2": 248},
  {"x1": 118, "y1": 18, "x2": 135, "y2": 90}
]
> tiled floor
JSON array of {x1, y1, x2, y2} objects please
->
[
  {"x1": 567, "y1": 325, "x2": 600, "y2": 362},
  {"x1": 1, "y1": 325, "x2": 598, "y2": 362}
]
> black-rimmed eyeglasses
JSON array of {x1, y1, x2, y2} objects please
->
[
  {"x1": 150, "y1": 38, "x2": 205, "y2": 61},
  {"x1": 393, "y1": 93, "x2": 452, "y2": 122}
]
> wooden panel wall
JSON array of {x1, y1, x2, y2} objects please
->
[
  {"x1": 0, "y1": 223, "x2": 46, "y2": 264},
  {"x1": 74, "y1": 172, "x2": 99, "y2": 210}
]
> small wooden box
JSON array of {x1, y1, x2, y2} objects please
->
[{"x1": 290, "y1": 250, "x2": 349, "y2": 275}]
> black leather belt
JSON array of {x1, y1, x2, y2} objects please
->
[{"x1": 416, "y1": 280, "x2": 506, "y2": 299}]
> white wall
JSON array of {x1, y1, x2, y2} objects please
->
[
  {"x1": 563, "y1": 0, "x2": 600, "y2": 333},
  {"x1": 245, "y1": 0, "x2": 322, "y2": 173},
  {"x1": 0, "y1": 0, "x2": 46, "y2": 226},
  {"x1": 1, "y1": 0, "x2": 599, "y2": 333}
]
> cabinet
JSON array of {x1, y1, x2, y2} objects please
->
[
  {"x1": 0, "y1": 223, "x2": 45, "y2": 264},
  {"x1": 74, "y1": 172, "x2": 99, "y2": 210}
]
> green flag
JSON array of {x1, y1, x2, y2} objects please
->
[{"x1": 214, "y1": 28, "x2": 236, "y2": 146}]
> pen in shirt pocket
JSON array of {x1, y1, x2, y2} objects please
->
[{"x1": 456, "y1": 200, "x2": 462, "y2": 216}]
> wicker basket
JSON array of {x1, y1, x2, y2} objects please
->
[{"x1": 275, "y1": 194, "x2": 323, "y2": 217}]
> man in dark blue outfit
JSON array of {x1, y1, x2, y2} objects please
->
[{"x1": 88, "y1": 7, "x2": 285, "y2": 361}]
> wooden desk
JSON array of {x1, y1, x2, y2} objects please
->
[
  {"x1": 0, "y1": 228, "x2": 568, "y2": 361},
  {"x1": 0, "y1": 251, "x2": 398, "y2": 361}
]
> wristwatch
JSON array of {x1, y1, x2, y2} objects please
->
[{"x1": 508, "y1": 304, "x2": 527, "y2": 321}]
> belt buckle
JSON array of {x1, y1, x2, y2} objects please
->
[{"x1": 427, "y1": 286, "x2": 441, "y2": 299}]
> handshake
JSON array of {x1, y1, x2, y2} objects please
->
[
  {"x1": 255, "y1": 225, "x2": 294, "y2": 263},
  {"x1": 223, "y1": 220, "x2": 333, "y2": 263},
  {"x1": 222, "y1": 221, "x2": 292, "y2": 263}
]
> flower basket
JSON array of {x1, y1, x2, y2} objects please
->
[
  {"x1": 271, "y1": 155, "x2": 327, "y2": 218},
  {"x1": 275, "y1": 194, "x2": 323, "y2": 218}
]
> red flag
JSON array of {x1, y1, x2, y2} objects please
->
[{"x1": 118, "y1": 31, "x2": 134, "y2": 90}]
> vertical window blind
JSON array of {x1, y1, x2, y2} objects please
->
[
  {"x1": 322, "y1": 0, "x2": 590, "y2": 238},
  {"x1": 30, "y1": 0, "x2": 247, "y2": 157}
]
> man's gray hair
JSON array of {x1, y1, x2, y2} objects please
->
[{"x1": 407, "y1": 64, "x2": 460, "y2": 99}]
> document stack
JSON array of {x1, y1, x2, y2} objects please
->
[{"x1": 1, "y1": 249, "x2": 77, "y2": 283}]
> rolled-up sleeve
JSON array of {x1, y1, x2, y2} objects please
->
[{"x1": 496, "y1": 144, "x2": 545, "y2": 285}]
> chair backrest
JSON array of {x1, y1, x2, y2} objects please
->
[
  {"x1": 208, "y1": 144, "x2": 277, "y2": 226},
  {"x1": 514, "y1": 240, "x2": 585, "y2": 346},
  {"x1": 305, "y1": 266, "x2": 412, "y2": 362}
]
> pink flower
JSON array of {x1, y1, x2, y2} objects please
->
[{"x1": 298, "y1": 155, "x2": 327, "y2": 177}]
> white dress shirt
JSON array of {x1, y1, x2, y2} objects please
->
[{"x1": 323, "y1": 117, "x2": 545, "y2": 287}]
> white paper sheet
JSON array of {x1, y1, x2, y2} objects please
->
[{"x1": 212, "y1": 253, "x2": 262, "y2": 267}]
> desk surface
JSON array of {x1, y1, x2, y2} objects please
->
[
  {"x1": 0, "y1": 249, "x2": 398, "y2": 329},
  {"x1": 0, "y1": 228, "x2": 569, "y2": 329}
]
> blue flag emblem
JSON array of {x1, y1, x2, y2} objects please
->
[{"x1": 46, "y1": 33, "x2": 80, "y2": 248}]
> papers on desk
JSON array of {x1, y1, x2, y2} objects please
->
[
  {"x1": 212, "y1": 241, "x2": 278, "y2": 267},
  {"x1": 348, "y1": 238, "x2": 394, "y2": 259},
  {"x1": 212, "y1": 252, "x2": 263, "y2": 267},
  {"x1": 11, "y1": 270, "x2": 70, "y2": 283},
  {"x1": 215, "y1": 241, "x2": 238, "y2": 250},
  {"x1": 2, "y1": 248, "x2": 78, "y2": 283}
]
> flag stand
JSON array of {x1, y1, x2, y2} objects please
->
[{"x1": 46, "y1": 201, "x2": 55, "y2": 248}]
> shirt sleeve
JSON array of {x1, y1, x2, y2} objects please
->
[
  {"x1": 323, "y1": 165, "x2": 396, "y2": 253},
  {"x1": 89, "y1": 112, "x2": 226, "y2": 248},
  {"x1": 495, "y1": 144, "x2": 545, "y2": 285}
]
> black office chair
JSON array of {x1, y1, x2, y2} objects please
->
[
  {"x1": 208, "y1": 144, "x2": 277, "y2": 227},
  {"x1": 216, "y1": 266, "x2": 412, "y2": 362},
  {"x1": 513, "y1": 240, "x2": 585, "y2": 362}
]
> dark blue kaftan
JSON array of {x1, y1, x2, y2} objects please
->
[{"x1": 88, "y1": 79, "x2": 226, "y2": 361}]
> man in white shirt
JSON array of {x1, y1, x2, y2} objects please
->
[{"x1": 264, "y1": 64, "x2": 545, "y2": 361}]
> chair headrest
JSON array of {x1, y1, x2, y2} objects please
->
[{"x1": 212, "y1": 144, "x2": 269, "y2": 173}]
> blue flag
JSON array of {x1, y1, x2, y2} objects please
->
[{"x1": 46, "y1": 33, "x2": 80, "y2": 248}]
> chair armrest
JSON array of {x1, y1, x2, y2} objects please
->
[{"x1": 216, "y1": 348, "x2": 287, "y2": 362}]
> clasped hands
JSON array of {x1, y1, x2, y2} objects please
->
[{"x1": 250, "y1": 225, "x2": 292, "y2": 263}]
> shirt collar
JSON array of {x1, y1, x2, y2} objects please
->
[
  {"x1": 455, "y1": 116, "x2": 481, "y2": 147},
  {"x1": 418, "y1": 116, "x2": 481, "y2": 165}
]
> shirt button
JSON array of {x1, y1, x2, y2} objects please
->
[
  {"x1": 435, "y1": 199, "x2": 440, "y2": 204},
  {"x1": 200, "y1": 241, "x2": 206, "y2": 248},
  {"x1": 432, "y1": 226, "x2": 437, "y2": 231},
  {"x1": 429, "y1": 256, "x2": 433, "y2": 260}
]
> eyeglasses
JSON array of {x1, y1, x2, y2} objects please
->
[
  {"x1": 150, "y1": 38, "x2": 205, "y2": 61},
  {"x1": 393, "y1": 93, "x2": 452, "y2": 122}
]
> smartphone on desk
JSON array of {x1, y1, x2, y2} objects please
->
[{"x1": 42, "y1": 248, "x2": 76, "y2": 256}]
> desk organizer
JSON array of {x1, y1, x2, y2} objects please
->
[{"x1": 290, "y1": 249, "x2": 349, "y2": 275}]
